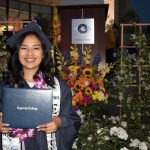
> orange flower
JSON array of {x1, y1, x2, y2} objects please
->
[
  {"x1": 72, "y1": 91, "x2": 83, "y2": 106},
  {"x1": 67, "y1": 76, "x2": 76, "y2": 88},
  {"x1": 97, "y1": 80, "x2": 104, "y2": 90}
]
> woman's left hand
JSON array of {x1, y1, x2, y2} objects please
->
[{"x1": 37, "y1": 116, "x2": 61, "y2": 133}]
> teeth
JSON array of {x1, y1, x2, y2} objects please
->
[{"x1": 25, "y1": 58, "x2": 35, "y2": 62}]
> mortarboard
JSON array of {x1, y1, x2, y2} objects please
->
[{"x1": 6, "y1": 20, "x2": 52, "y2": 50}]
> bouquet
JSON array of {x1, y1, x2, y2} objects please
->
[{"x1": 54, "y1": 45, "x2": 111, "y2": 109}]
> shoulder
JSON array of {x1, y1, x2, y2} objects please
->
[
  {"x1": 55, "y1": 77, "x2": 70, "y2": 92},
  {"x1": 55, "y1": 77, "x2": 72, "y2": 101}
]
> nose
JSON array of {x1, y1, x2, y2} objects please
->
[{"x1": 26, "y1": 48, "x2": 34, "y2": 56}]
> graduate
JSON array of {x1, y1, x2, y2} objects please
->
[{"x1": 0, "y1": 20, "x2": 81, "y2": 150}]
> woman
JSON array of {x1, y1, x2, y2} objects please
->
[{"x1": 0, "y1": 20, "x2": 81, "y2": 150}]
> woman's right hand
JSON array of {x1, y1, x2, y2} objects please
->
[{"x1": 0, "y1": 112, "x2": 11, "y2": 133}]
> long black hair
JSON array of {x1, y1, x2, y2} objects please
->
[{"x1": 6, "y1": 31, "x2": 55, "y2": 88}]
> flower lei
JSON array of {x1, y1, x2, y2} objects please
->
[{"x1": 10, "y1": 71, "x2": 47, "y2": 142}]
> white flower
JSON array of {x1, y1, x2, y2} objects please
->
[
  {"x1": 102, "y1": 115, "x2": 106, "y2": 119},
  {"x1": 104, "y1": 136, "x2": 109, "y2": 141},
  {"x1": 123, "y1": 114, "x2": 127, "y2": 118},
  {"x1": 84, "y1": 81, "x2": 89, "y2": 86},
  {"x1": 110, "y1": 126, "x2": 128, "y2": 140},
  {"x1": 99, "y1": 91, "x2": 105, "y2": 100},
  {"x1": 120, "y1": 147, "x2": 128, "y2": 150},
  {"x1": 139, "y1": 142, "x2": 148, "y2": 150},
  {"x1": 148, "y1": 136, "x2": 150, "y2": 142},
  {"x1": 135, "y1": 41, "x2": 139, "y2": 45},
  {"x1": 117, "y1": 127, "x2": 128, "y2": 140},
  {"x1": 130, "y1": 112, "x2": 135, "y2": 120},
  {"x1": 121, "y1": 121, "x2": 127, "y2": 128},
  {"x1": 142, "y1": 125, "x2": 145, "y2": 129},
  {"x1": 76, "y1": 110, "x2": 85, "y2": 123},
  {"x1": 129, "y1": 139, "x2": 140, "y2": 147},
  {"x1": 87, "y1": 136, "x2": 92, "y2": 141},
  {"x1": 72, "y1": 141, "x2": 77, "y2": 149},
  {"x1": 116, "y1": 116, "x2": 120, "y2": 121},
  {"x1": 71, "y1": 90, "x2": 74, "y2": 96},
  {"x1": 110, "y1": 126, "x2": 118, "y2": 136},
  {"x1": 97, "y1": 129, "x2": 101, "y2": 134},
  {"x1": 110, "y1": 116, "x2": 119, "y2": 124}
]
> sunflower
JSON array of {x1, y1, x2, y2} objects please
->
[
  {"x1": 74, "y1": 80, "x2": 84, "y2": 91},
  {"x1": 82, "y1": 68, "x2": 92, "y2": 78},
  {"x1": 84, "y1": 87, "x2": 92, "y2": 96}
]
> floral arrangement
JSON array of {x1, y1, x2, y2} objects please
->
[
  {"x1": 54, "y1": 45, "x2": 111, "y2": 109},
  {"x1": 70, "y1": 31, "x2": 150, "y2": 149}
]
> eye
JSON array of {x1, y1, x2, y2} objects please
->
[
  {"x1": 20, "y1": 46, "x2": 27, "y2": 50},
  {"x1": 34, "y1": 47, "x2": 41, "y2": 50}
]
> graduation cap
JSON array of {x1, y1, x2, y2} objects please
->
[{"x1": 6, "y1": 20, "x2": 52, "y2": 50}]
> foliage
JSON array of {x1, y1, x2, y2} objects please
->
[
  {"x1": 0, "y1": 35, "x2": 9, "y2": 80},
  {"x1": 54, "y1": 45, "x2": 111, "y2": 109},
  {"x1": 52, "y1": 7, "x2": 61, "y2": 45}
]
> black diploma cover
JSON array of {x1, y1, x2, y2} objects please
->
[{"x1": 2, "y1": 87, "x2": 53, "y2": 128}]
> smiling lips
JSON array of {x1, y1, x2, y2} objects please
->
[{"x1": 24, "y1": 58, "x2": 36, "y2": 63}]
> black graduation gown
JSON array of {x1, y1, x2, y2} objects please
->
[{"x1": 0, "y1": 79, "x2": 81, "y2": 150}]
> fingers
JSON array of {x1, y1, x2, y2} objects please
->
[
  {"x1": 0, "y1": 112, "x2": 2, "y2": 118},
  {"x1": 0, "y1": 127, "x2": 11, "y2": 133},
  {"x1": 0, "y1": 113, "x2": 11, "y2": 134},
  {"x1": 36, "y1": 117, "x2": 61, "y2": 133},
  {"x1": 0, "y1": 124, "x2": 11, "y2": 134},
  {"x1": 37, "y1": 122, "x2": 57, "y2": 133}
]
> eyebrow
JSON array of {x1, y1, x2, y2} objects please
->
[{"x1": 20, "y1": 44, "x2": 41, "y2": 47}]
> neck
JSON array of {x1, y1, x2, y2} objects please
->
[{"x1": 23, "y1": 69, "x2": 38, "y2": 83}]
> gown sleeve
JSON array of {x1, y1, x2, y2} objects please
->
[
  {"x1": 56, "y1": 79, "x2": 81, "y2": 150},
  {"x1": 0, "y1": 81, "x2": 5, "y2": 112}
]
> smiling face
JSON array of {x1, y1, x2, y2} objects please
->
[{"x1": 18, "y1": 34, "x2": 43, "y2": 74}]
